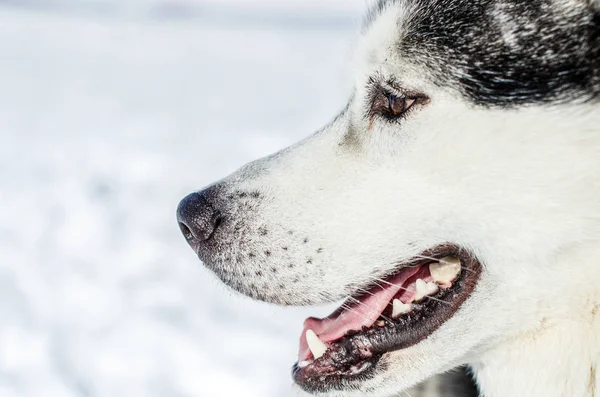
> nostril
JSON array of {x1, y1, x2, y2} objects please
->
[
  {"x1": 213, "y1": 216, "x2": 224, "y2": 232},
  {"x1": 179, "y1": 222, "x2": 193, "y2": 241},
  {"x1": 177, "y1": 190, "x2": 224, "y2": 244}
]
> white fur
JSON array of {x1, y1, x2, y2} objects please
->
[{"x1": 214, "y1": 2, "x2": 600, "y2": 396}]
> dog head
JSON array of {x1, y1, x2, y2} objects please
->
[{"x1": 177, "y1": 0, "x2": 600, "y2": 395}]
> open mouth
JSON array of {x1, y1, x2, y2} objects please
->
[{"x1": 292, "y1": 244, "x2": 482, "y2": 393}]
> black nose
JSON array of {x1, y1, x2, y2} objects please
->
[{"x1": 177, "y1": 190, "x2": 223, "y2": 244}]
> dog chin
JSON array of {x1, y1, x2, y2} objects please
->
[{"x1": 292, "y1": 351, "x2": 458, "y2": 397}]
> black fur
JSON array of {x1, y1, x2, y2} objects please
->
[
  {"x1": 409, "y1": 367, "x2": 480, "y2": 397},
  {"x1": 367, "y1": 0, "x2": 600, "y2": 107}
]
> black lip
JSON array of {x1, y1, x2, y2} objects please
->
[{"x1": 292, "y1": 244, "x2": 482, "y2": 394}]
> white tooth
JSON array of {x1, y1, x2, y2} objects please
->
[
  {"x1": 306, "y1": 330, "x2": 328, "y2": 360},
  {"x1": 414, "y1": 279, "x2": 439, "y2": 302},
  {"x1": 392, "y1": 299, "x2": 412, "y2": 317},
  {"x1": 298, "y1": 361, "x2": 311, "y2": 369},
  {"x1": 430, "y1": 256, "x2": 462, "y2": 284}
]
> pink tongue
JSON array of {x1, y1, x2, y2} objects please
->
[{"x1": 298, "y1": 266, "x2": 421, "y2": 362}]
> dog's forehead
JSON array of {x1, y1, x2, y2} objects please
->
[
  {"x1": 355, "y1": 4, "x2": 404, "y2": 73},
  {"x1": 357, "y1": 0, "x2": 600, "y2": 106},
  {"x1": 353, "y1": 4, "x2": 423, "y2": 95}
]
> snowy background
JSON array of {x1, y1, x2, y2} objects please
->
[{"x1": 0, "y1": 1, "x2": 371, "y2": 396}]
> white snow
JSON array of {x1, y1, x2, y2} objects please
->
[{"x1": 0, "y1": 2, "x2": 367, "y2": 396}]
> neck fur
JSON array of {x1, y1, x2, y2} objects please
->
[{"x1": 472, "y1": 303, "x2": 600, "y2": 397}]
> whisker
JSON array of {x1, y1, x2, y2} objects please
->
[
  {"x1": 413, "y1": 254, "x2": 477, "y2": 275},
  {"x1": 413, "y1": 254, "x2": 440, "y2": 262},
  {"x1": 307, "y1": 305, "x2": 357, "y2": 337},
  {"x1": 356, "y1": 287, "x2": 379, "y2": 298},
  {"x1": 374, "y1": 277, "x2": 452, "y2": 306},
  {"x1": 346, "y1": 296, "x2": 394, "y2": 323},
  {"x1": 459, "y1": 266, "x2": 477, "y2": 275},
  {"x1": 369, "y1": 278, "x2": 448, "y2": 306},
  {"x1": 316, "y1": 288, "x2": 392, "y2": 332},
  {"x1": 339, "y1": 303, "x2": 381, "y2": 324}
]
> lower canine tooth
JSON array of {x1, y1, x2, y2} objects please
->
[
  {"x1": 430, "y1": 256, "x2": 461, "y2": 284},
  {"x1": 306, "y1": 330, "x2": 328, "y2": 360},
  {"x1": 298, "y1": 361, "x2": 311, "y2": 369},
  {"x1": 414, "y1": 279, "x2": 439, "y2": 302},
  {"x1": 392, "y1": 299, "x2": 412, "y2": 317}
]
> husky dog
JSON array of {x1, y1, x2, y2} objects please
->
[{"x1": 177, "y1": 0, "x2": 600, "y2": 396}]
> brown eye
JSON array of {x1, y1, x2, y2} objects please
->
[
  {"x1": 368, "y1": 85, "x2": 428, "y2": 122},
  {"x1": 388, "y1": 94, "x2": 416, "y2": 117}
]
